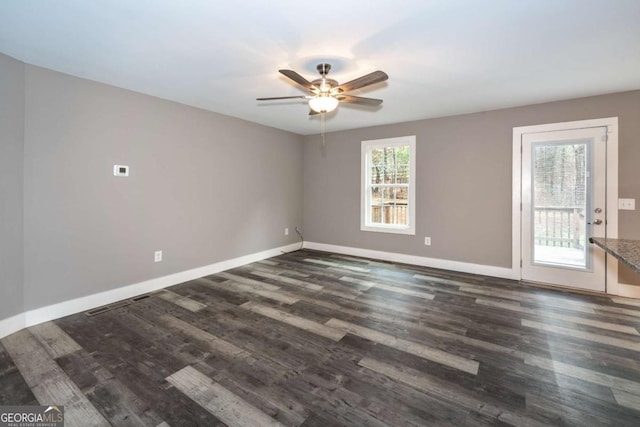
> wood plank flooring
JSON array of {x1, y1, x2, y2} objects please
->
[{"x1": 2, "y1": 249, "x2": 640, "y2": 426}]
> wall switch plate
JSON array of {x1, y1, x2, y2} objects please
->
[
  {"x1": 154, "y1": 250, "x2": 162, "y2": 262},
  {"x1": 424, "y1": 237, "x2": 431, "y2": 246},
  {"x1": 114, "y1": 165, "x2": 129, "y2": 176},
  {"x1": 619, "y1": 198, "x2": 636, "y2": 210},
  {"x1": 284, "y1": 228, "x2": 289, "y2": 236}
]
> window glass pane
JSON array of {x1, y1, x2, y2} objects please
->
[
  {"x1": 396, "y1": 164, "x2": 409, "y2": 184},
  {"x1": 383, "y1": 187, "x2": 395, "y2": 224},
  {"x1": 369, "y1": 186, "x2": 409, "y2": 226},
  {"x1": 372, "y1": 187, "x2": 392, "y2": 225},
  {"x1": 532, "y1": 142, "x2": 588, "y2": 268},
  {"x1": 390, "y1": 186, "x2": 408, "y2": 225},
  {"x1": 371, "y1": 148, "x2": 385, "y2": 166},
  {"x1": 370, "y1": 186, "x2": 385, "y2": 223},
  {"x1": 370, "y1": 186, "x2": 384, "y2": 205},
  {"x1": 396, "y1": 146, "x2": 410, "y2": 184},
  {"x1": 375, "y1": 147, "x2": 393, "y2": 184},
  {"x1": 369, "y1": 146, "x2": 411, "y2": 184},
  {"x1": 370, "y1": 165, "x2": 384, "y2": 184},
  {"x1": 384, "y1": 166, "x2": 396, "y2": 184},
  {"x1": 390, "y1": 146, "x2": 409, "y2": 184}
]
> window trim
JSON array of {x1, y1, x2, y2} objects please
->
[{"x1": 360, "y1": 135, "x2": 416, "y2": 235}]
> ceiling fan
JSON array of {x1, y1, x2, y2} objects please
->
[{"x1": 257, "y1": 63, "x2": 388, "y2": 115}]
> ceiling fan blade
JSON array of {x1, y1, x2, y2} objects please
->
[
  {"x1": 279, "y1": 69, "x2": 316, "y2": 90},
  {"x1": 337, "y1": 95, "x2": 383, "y2": 106},
  {"x1": 336, "y1": 70, "x2": 388, "y2": 93},
  {"x1": 256, "y1": 96, "x2": 309, "y2": 101},
  {"x1": 308, "y1": 109, "x2": 320, "y2": 116}
]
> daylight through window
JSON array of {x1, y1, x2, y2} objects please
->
[{"x1": 361, "y1": 136, "x2": 416, "y2": 234}]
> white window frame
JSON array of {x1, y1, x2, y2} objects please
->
[{"x1": 361, "y1": 135, "x2": 416, "y2": 235}]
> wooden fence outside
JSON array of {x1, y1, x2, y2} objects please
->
[{"x1": 371, "y1": 204, "x2": 408, "y2": 225}]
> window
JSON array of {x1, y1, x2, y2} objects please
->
[{"x1": 361, "y1": 135, "x2": 416, "y2": 234}]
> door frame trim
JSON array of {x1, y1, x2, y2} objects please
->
[{"x1": 512, "y1": 117, "x2": 619, "y2": 292}]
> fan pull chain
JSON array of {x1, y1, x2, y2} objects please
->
[{"x1": 321, "y1": 113, "x2": 326, "y2": 146}]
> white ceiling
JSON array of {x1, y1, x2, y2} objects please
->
[{"x1": 1, "y1": 0, "x2": 639, "y2": 135}]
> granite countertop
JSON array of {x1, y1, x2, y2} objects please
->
[{"x1": 589, "y1": 237, "x2": 640, "y2": 273}]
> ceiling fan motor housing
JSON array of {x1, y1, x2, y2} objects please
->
[{"x1": 311, "y1": 78, "x2": 338, "y2": 93}]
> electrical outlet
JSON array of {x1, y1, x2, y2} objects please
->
[
  {"x1": 113, "y1": 165, "x2": 129, "y2": 176},
  {"x1": 154, "y1": 250, "x2": 162, "y2": 262},
  {"x1": 284, "y1": 228, "x2": 289, "y2": 236},
  {"x1": 619, "y1": 198, "x2": 636, "y2": 210},
  {"x1": 424, "y1": 237, "x2": 431, "y2": 246}
]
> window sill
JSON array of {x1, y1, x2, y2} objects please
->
[{"x1": 361, "y1": 225, "x2": 416, "y2": 235}]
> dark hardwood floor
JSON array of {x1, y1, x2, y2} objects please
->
[{"x1": 2, "y1": 249, "x2": 640, "y2": 426}]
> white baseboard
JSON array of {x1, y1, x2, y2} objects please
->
[
  {"x1": 0, "y1": 242, "x2": 301, "y2": 339},
  {"x1": 0, "y1": 312, "x2": 26, "y2": 340},
  {"x1": 615, "y1": 283, "x2": 640, "y2": 299},
  {"x1": 303, "y1": 242, "x2": 515, "y2": 279}
]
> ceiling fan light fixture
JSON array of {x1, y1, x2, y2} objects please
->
[
  {"x1": 309, "y1": 95, "x2": 339, "y2": 113},
  {"x1": 258, "y1": 63, "x2": 388, "y2": 115}
]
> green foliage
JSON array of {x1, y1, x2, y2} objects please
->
[{"x1": 370, "y1": 145, "x2": 410, "y2": 187}]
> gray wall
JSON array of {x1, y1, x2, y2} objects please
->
[
  {"x1": 22, "y1": 65, "x2": 304, "y2": 311},
  {"x1": 0, "y1": 53, "x2": 25, "y2": 319},
  {"x1": 303, "y1": 90, "x2": 640, "y2": 284},
  {"x1": 3, "y1": 53, "x2": 639, "y2": 322}
]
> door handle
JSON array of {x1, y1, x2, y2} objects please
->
[{"x1": 589, "y1": 219, "x2": 603, "y2": 225}]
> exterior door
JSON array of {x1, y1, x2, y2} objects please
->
[{"x1": 521, "y1": 127, "x2": 607, "y2": 291}]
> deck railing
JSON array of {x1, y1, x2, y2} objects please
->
[
  {"x1": 371, "y1": 205, "x2": 585, "y2": 248},
  {"x1": 534, "y1": 206, "x2": 584, "y2": 249}
]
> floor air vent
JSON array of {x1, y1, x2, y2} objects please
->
[
  {"x1": 85, "y1": 306, "x2": 112, "y2": 317},
  {"x1": 85, "y1": 292, "x2": 155, "y2": 316}
]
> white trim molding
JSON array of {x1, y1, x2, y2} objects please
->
[
  {"x1": 0, "y1": 312, "x2": 26, "y2": 340},
  {"x1": 0, "y1": 242, "x2": 301, "y2": 339},
  {"x1": 615, "y1": 283, "x2": 640, "y2": 299},
  {"x1": 304, "y1": 241, "x2": 514, "y2": 279},
  {"x1": 512, "y1": 117, "x2": 619, "y2": 292}
]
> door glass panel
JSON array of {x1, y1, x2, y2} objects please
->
[{"x1": 532, "y1": 141, "x2": 589, "y2": 269}]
